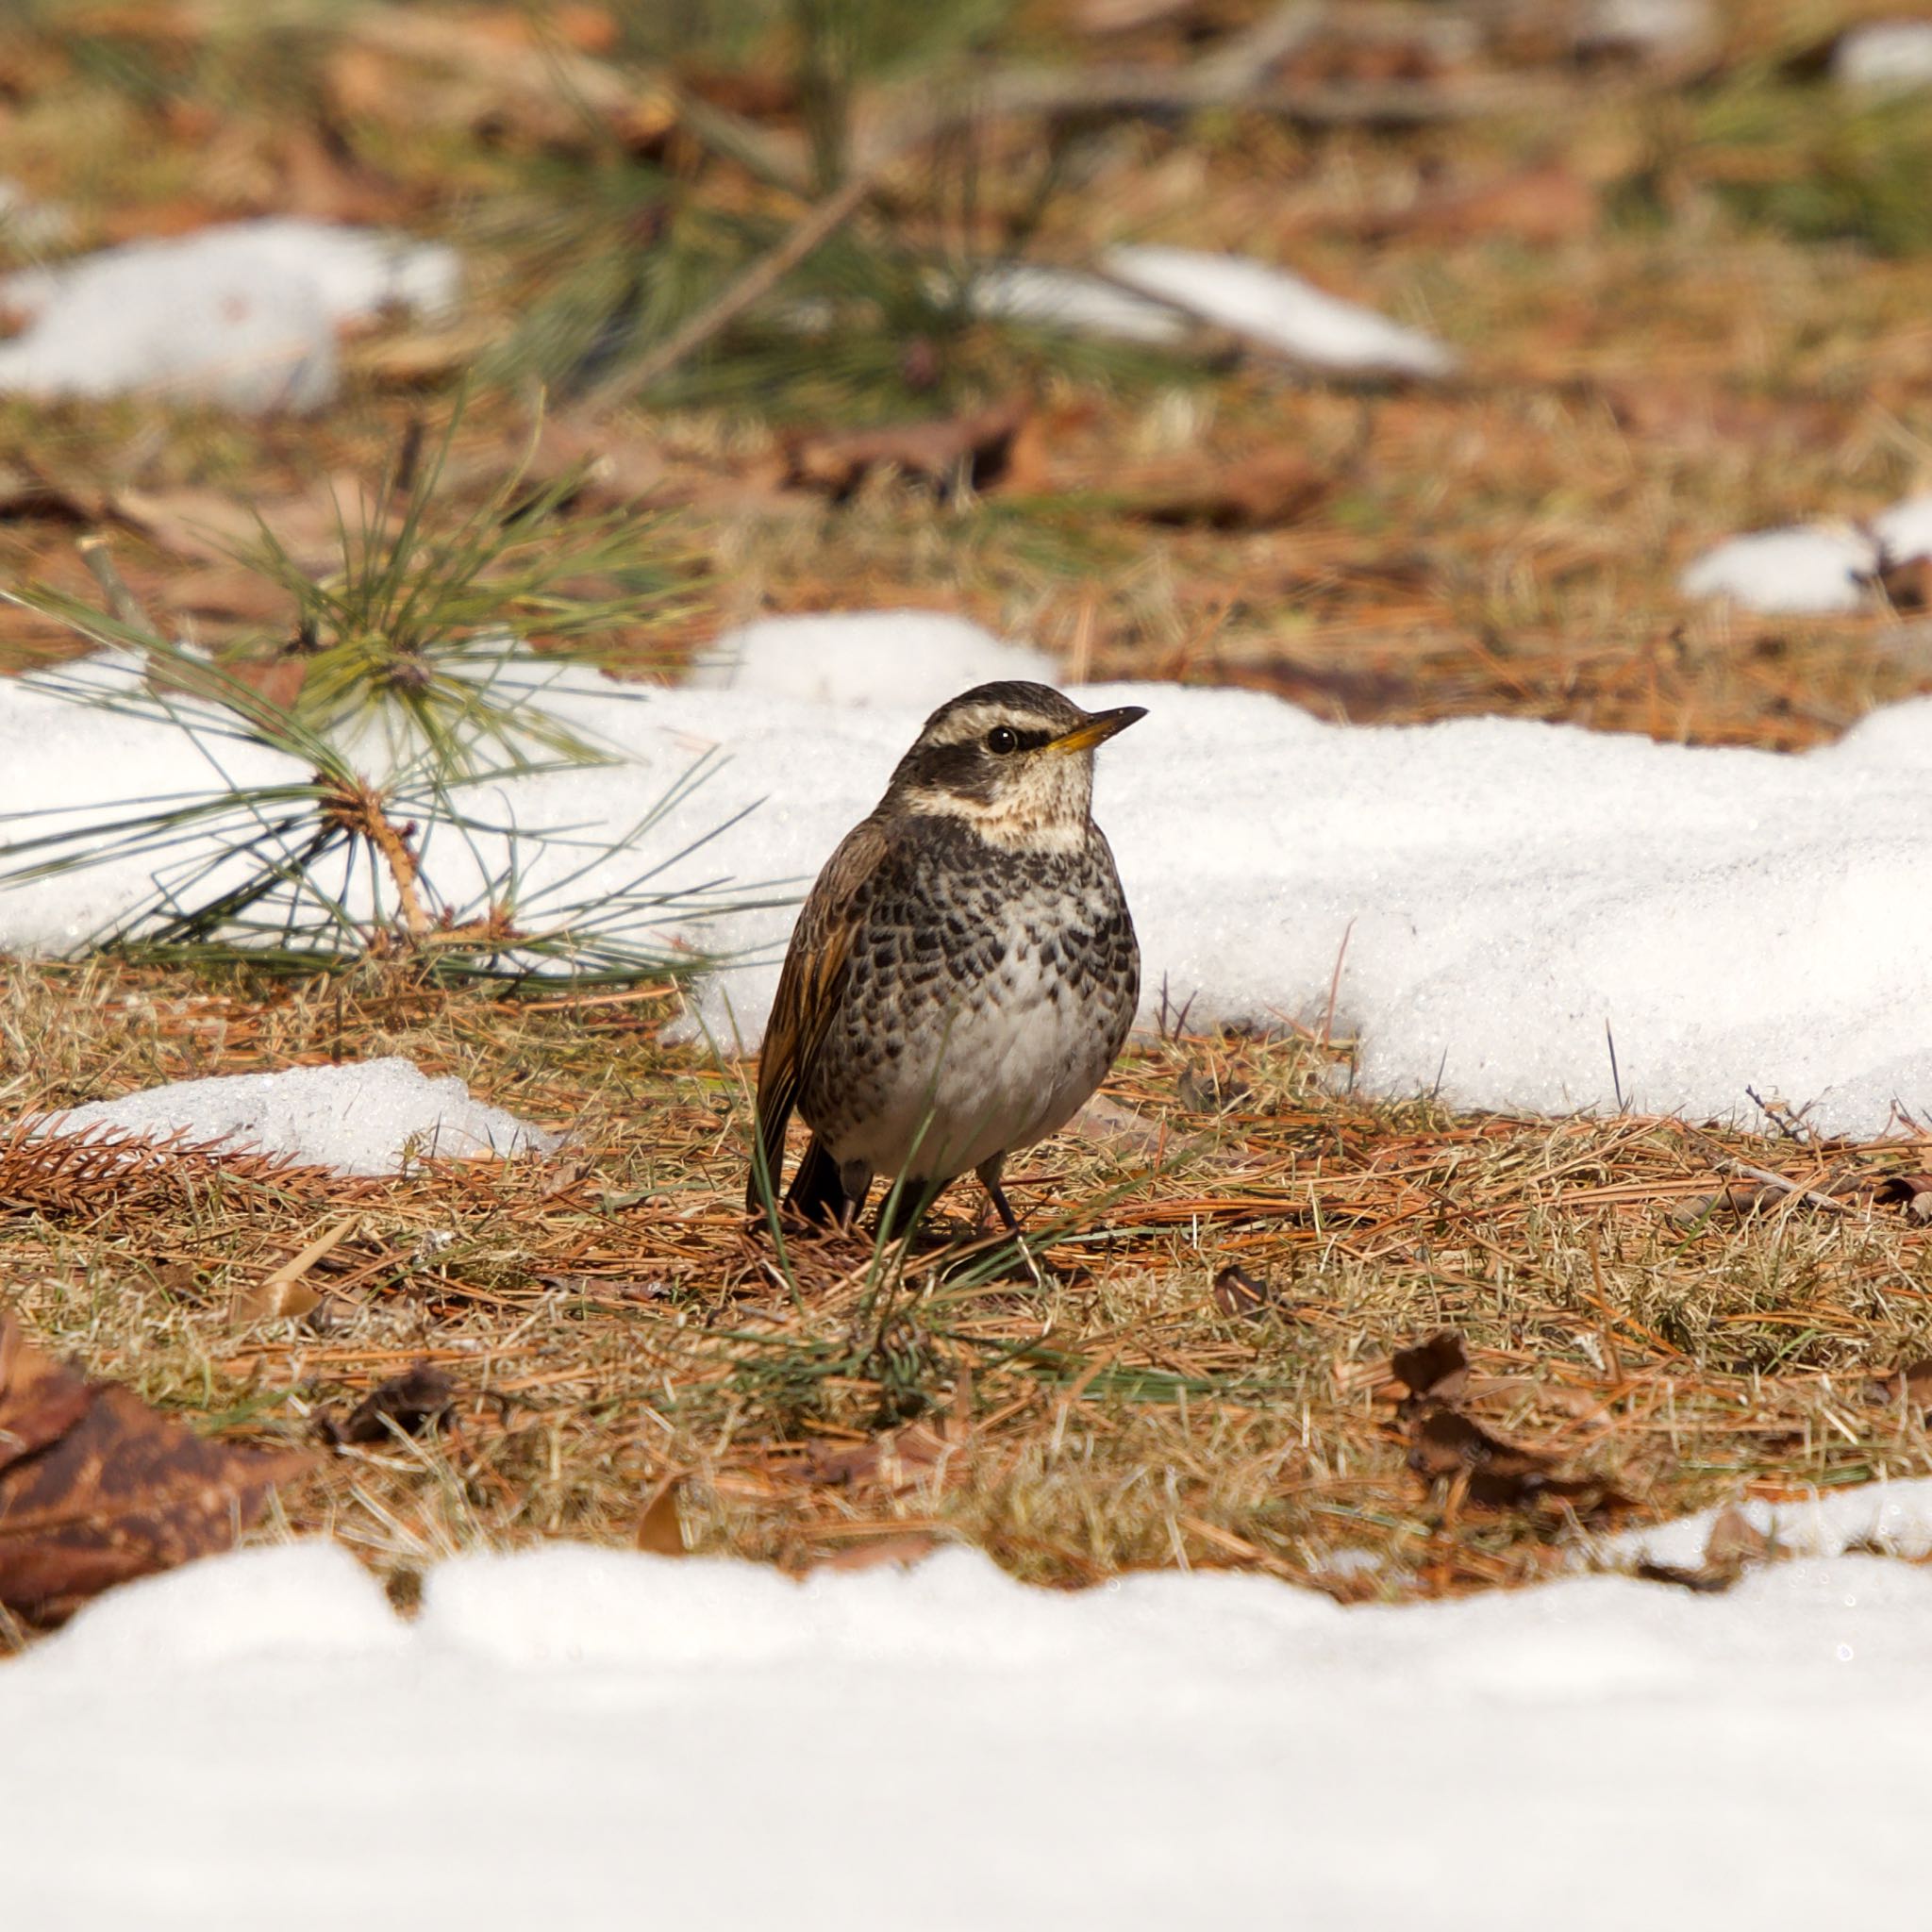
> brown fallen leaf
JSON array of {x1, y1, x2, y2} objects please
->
[
  {"x1": 1108, "y1": 448, "x2": 1332, "y2": 530},
  {"x1": 0, "y1": 458, "x2": 107, "y2": 525},
  {"x1": 1211, "y1": 1265, "x2": 1274, "y2": 1319},
  {"x1": 344, "y1": 319, "x2": 511, "y2": 388},
  {"x1": 1668, "y1": 1182, "x2": 1787, "y2": 1225},
  {"x1": 1636, "y1": 1504, "x2": 1775, "y2": 1593},
  {"x1": 0, "y1": 1316, "x2": 93, "y2": 1460},
  {"x1": 1873, "y1": 1357, "x2": 1932, "y2": 1411},
  {"x1": 114, "y1": 474, "x2": 386, "y2": 575},
  {"x1": 1876, "y1": 1173, "x2": 1932, "y2": 1223},
  {"x1": 1390, "y1": 1329, "x2": 1470, "y2": 1405},
  {"x1": 634, "y1": 1479, "x2": 686, "y2": 1556},
  {"x1": 319, "y1": 1363, "x2": 455, "y2": 1448},
  {"x1": 229, "y1": 1214, "x2": 359, "y2": 1324},
  {"x1": 1407, "y1": 1404, "x2": 1623, "y2": 1515},
  {"x1": 157, "y1": 564, "x2": 302, "y2": 627},
  {"x1": 781, "y1": 396, "x2": 1031, "y2": 501},
  {"x1": 801, "y1": 1415, "x2": 962, "y2": 1492},
  {"x1": 0, "y1": 1312, "x2": 313, "y2": 1624}
]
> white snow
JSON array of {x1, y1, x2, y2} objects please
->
[
  {"x1": 1577, "y1": 0, "x2": 1715, "y2": 60},
  {"x1": 1871, "y1": 489, "x2": 1932, "y2": 565},
  {"x1": 35, "y1": 1058, "x2": 556, "y2": 1174},
  {"x1": 1601, "y1": 1474, "x2": 1932, "y2": 1571},
  {"x1": 1677, "y1": 523, "x2": 1877, "y2": 613},
  {"x1": 961, "y1": 261, "x2": 1191, "y2": 344},
  {"x1": 0, "y1": 217, "x2": 460, "y2": 412},
  {"x1": 688, "y1": 609, "x2": 1057, "y2": 708},
  {"x1": 7, "y1": 610, "x2": 1932, "y2": 1135},
  {"x1": 7, "y1": 1528, "x2": 1932, "y2": 1926},
  {"x1": 1680, "y1": 488, "x2": 1932, "y2": 612},
  {"x1": 1833, "y1": 20, "x2": 1932, "y2": 93},
  {"x1": 1102, "y1": 244, "x2": 1457, "y2": 378}
]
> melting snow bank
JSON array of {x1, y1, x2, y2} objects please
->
[
  {"x1": 36, "y1": 1059, "x2": 556, "y2": 1175},
  {"x1": 6, "y1": 1534, "x2": 1932, "y2": 1926},
  {"x1": 0, "y1": 218, "x2": 460, "y2": 412},
  {"x1": 6, "y1": 618, "x2": 1932, "y2": 1134}
]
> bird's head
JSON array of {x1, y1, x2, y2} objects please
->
[{"x1": 883, "y1": 680, "x2": 1145, "y2": 848}]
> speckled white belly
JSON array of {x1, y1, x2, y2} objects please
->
[{"x1": 828, "y1": 943, "x2": 1118, "y2": 1182}]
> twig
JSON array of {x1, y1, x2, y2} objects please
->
[
  {"x1": 579, "y1": 166, "x2": 879, "y2": 414},
  {"x1": 75, "y1": 535, "x2": 161, "y2": 641},
  {"x1": 1715, "y1": 1158, "x2": 1854, "y2": 1218},
  {"x1": 1321, "y1": 919, "x2": 1354, "y2": 1049}
]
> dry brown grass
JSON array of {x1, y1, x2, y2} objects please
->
[{"x1": 3, "y1": 957, "x2": 1927, "y2": 1635}]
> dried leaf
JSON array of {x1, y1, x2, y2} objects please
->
[
  {"x1": 344, "y1": 320, "x2": 510, "y2": 387},
  {"x1": 114, "y1": 474, "x2": 387, "y2": 575},
  {"x1": 157, "y1": 565, "x2": 303, "y2": 626},
  {"x1": 781, "y1": 397, "x2": 1031, "y2": 501},
  {"x1": 320, "y1": 1364, "x2": 455, "y2": 1448},
  {"x1": 801, "y1": 1418, "x2": 958, "y2": 1491},
  {"x1": 1702, "y1": 1504, "x2": 1774, "y2": 1572},
  {"x1": 1111, "y1": 449, "x2": 1332, "y2": 530},
  {"x1": 0, "y1": 1318, "x2": 93, "y2": 1462},
  {"x1": 1391, "y1": 1329, "x2": 1470, "y2": 1404},
  {"x1": 1211, "y1": 1265, "x2": 1274, "y2": 1319},
  {"x1": 1637, "y1": 1504, "x2": 1774, "y2": 1592},
  {"x1": 0, "y1": 459, "x2": 107, "y2": 525},
  {"x1": 1875, "y1": 1357, "x2": 1932, "y2": 1409},
  {"x1": 0, "y1": 1313, "x2": 312, "y2": 1624},
  {"x1": 634, "y1": 1480, "x2": 686, "y2": 1555},
  {"x1": 1876, "y1": 1173, "x2": 1932, "y2": 1222},
  {"x1": 1669, "y1": 1182, "x2": 1784, "y2": 1225},
  {"x1": 230, "y1": 1214, "x2": 358, "y2": 1324},
  {"x1": 1067, "y1": 1092, "x2": 1165, "y2": 1157},
  {"x1": 1407, "y1": 1404, "x2": 1622, "y2": 1515}
]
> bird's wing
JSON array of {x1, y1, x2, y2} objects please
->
[{"x1": 747, "y1": 816, "x2": 890, "y2": 1212}]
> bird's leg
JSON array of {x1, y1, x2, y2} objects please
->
[
  {"x1": 838, "y1": 1158, "x2": 874, "y2": 1236},
  {"x1": 977, "y1": 1157, "x2": 1023, "y2": 1237},
  {"x1": 974, "y1": 1157, "x2": 1045, "y2": 1286}
]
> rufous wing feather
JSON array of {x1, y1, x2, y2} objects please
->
[{"x1": 746, "y1": 819, "x2": 888, "y2": 1212}]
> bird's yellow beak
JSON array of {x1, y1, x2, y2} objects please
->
[{"x1": 1049, "y1": 706, "x2": 1147, "y2": 755}]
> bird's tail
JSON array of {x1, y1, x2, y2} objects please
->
[{"x1": 783, "y1": 1134, "x2": 852, "y2": 1227}]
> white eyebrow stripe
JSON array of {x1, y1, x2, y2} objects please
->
[{"x1": 924, "y1": 703, "x2": 1073, "y2": 745}]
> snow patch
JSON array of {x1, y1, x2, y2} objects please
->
[
  {"x1": 45, "y1": 1541, "x2": 408, "y2": 1670},
  {"x1": 8, "y1": 620, "x2": 1932, "y2": 1136},
  {"x1": 962, "y1": 262, "x2": 1190, "y2": 344},
  {"x1": 0, "y1": 218, "x2": 460, "y2": 412},
  {"x1": 1834, "y1": 20, "x2": 1932, "y2": 93},
  {"x1": 1103, "y1": 245, "x2": 1457, "y2": 378},
  {"x1": 7, "y1": 1534, "x2": 1932, "y2": 1925},
  {"x1": 1601, "y1": 1475, "x2": 1932, "y2": 1572},
  {"x1": 36, "y1": 1058, "x2": 557, "y2": 1175},
  {"x1": 1677, "y1": 524, "x2": 1877, "y2": 613},
  {"x1": 688, "y1": 609, "x2": 1055, "y2": 708}
]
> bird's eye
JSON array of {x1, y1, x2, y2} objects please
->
[{"x1": 986, "y1": 725, "x2": 1019, "y2": 755}]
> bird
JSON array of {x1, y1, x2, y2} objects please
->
[{"x1": 746, "y1": 679, "x2": 1144, "y2": 1237}]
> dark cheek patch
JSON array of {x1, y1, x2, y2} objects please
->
[{"x1": 907, "y1": 743, "x2": 997, "y2": 800}]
